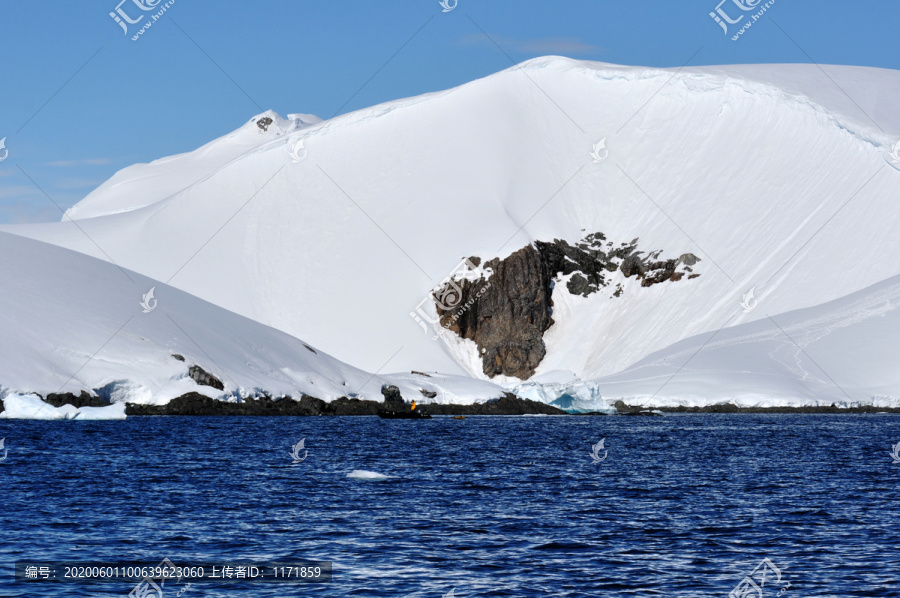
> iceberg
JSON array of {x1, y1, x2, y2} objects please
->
[
  {"x1": 1, "y1": 394, "x2": 127, "y2": 420},
  {"x1": 510, "y1": 374, "x2": 617, "y2": 414}
]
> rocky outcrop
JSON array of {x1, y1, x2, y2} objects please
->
[
  {"x1": 125, "y1": 393, "x2": 381, "y2": 416},
  {"x1": 424, "y1": 393, "x2": 565, "y2": 415},
  {"x1": 124, "y1": 392, "x2": 566, "y2": 416},
  {"x1": 44, "y1": 391, "x2": 108, "y2": 409},
  {"x1": 436, "y1": 246, "x2": 553, "y2": 380},
  {"x1": 431, "y1": 232, "x2": 700, "y2": 379},
  {"x1": 536, "y1": 233, "x2": 700, "y2": 295},
  {"x1": 381, "y1": 384, "x2": 404, "y2": 406},
  {"x1": 189, "y1": 365, "x2": 224, "y2": 390}
]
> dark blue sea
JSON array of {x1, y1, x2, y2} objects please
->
[{"x1": 1, "y1": 414, "x2": 900, "y2": 597}]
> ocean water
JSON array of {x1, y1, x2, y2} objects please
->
[{"x1": 1, "y1": 414, "x2": 899, "y2": 597}]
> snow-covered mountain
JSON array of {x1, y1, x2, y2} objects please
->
[
  {"x1": 4, "y1": 57, "x2": 900, "y2": 405},
  {"x1": 592, "y1": 271, "x2": 900, "y2": 408},
  {"x1": 0, "y1": 232, "x2": 505, "y2": 407}
]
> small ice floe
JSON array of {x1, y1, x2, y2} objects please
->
[
  {"x1": 347, "y1": 469, "x2": 392, "y2": 480},
  {"x1": 0, "y1": 393, "x2": 127, "y2": 420}
]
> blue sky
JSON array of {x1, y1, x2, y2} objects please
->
[{"x1": 0, "y1": 0, "x2": 896, "y2": 223}]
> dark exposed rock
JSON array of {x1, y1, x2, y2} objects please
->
[
  {"x1": 45, "y1": 391, "x2": 107, "y2": 409},
  {"x1": 329, "y1": 397, "x2": 382, "y2": 415},
  {"x1": 425, "y1": 393, "x2": 565, "y2": 415},
  {"x1": 678, "y1": 253, "x2": 700, "y2": 267},
  {"x1": 303, "y1": 344, "x2": 317, "y2": 354},
  {"x1": 381, "y1": 384, "x2": 404, "y2": 406},
  {"x1": 126, "y1": 393, "x2": 324, "y2": 416},
  {"x1": 298, "y1": 395, "x2": 327, "y2": 415},
  {"x1": 411, "y1": 370, "x2": 431, "y2": 377},
  {"x1": 537, "y1": 233, "x2": 699, "y2": 293},
  {"x1": 419, "y1": 389, "x2": 437, "y2": 399},
  {"x1": 431, "y1": 232, "x2": 701, "y2": 379},
  {"x1": 13, "y1": 390, "x2": 900, "y2": 417},
  {"x1": 436, "y1": 246, "x2": 552, "y2": 380},
  {"x1": 189, "y1": 365, "x2": 224, "y2": 390},
  {"x1": 171, "y1": 354, "x2": 185, "y2": 362},
  {"x1": 124, "y1": 392, "x2": 566, "y2": 416},
  {"x1": 566, "y1": 273, "x2": 593, "y2": 297},
  {"x1": 619, "y1": 253, "x2": 646, "y2": 278},
  {"x1": 536, "y1": 232, "x2": 627, "y2": 297}
]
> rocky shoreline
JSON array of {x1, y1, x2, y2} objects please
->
[
  {"x1": 5, "y1": 389, "x2": 899, "y2": 417},
  {"x1": 124, "y1": 388, "x2": 566, "y2": 416},
  {"x1": 612, "y1": 401, "x2": 900, "y2": 414}
]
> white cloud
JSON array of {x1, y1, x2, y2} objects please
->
[
  {"x1": 56, "y1": 178, "x2": 104, "y2": 190},
  {"x1": 46, "y1": 158, "x2": 113, "y2": 167},
  {"x1": 0, "y1": 200, "x2": 62, "y2": 224}
]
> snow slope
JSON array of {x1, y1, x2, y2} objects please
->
[
  {"x1": 61, "y1": 112, "x2": 322, "y2": 220},
  {"x1": 0, "y1": 232, "x2": 506, "y2": 409},
  {"x1": 591, "y1": 271, "x2": 900, "y2": 409},
  {"x1": 4, "y1": 57, "x2": 900, "y2": 385}
]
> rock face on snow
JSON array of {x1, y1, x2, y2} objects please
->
[
  {"x1": 536, "y1": 233, "x2": 700, "y2": 296},
  {"x1": 436, "y1": 233, "x2": 700, "y2": 379},
  {"x1": 380, "y1": 384, "x2": 405, "y2": 406},
  {"x1": 188, "y1": 365, "x2": 225, "y2": 390},
  {"x1": 440, "y1": 246, "x2": 553, "y2": 380}
]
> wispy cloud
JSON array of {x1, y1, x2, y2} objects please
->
[
  {"x1": 46, "y1": 158, "x2": 113, "y2": 167},
  {"x1": 0, "y1": 201, "x2": 62, "y2": 224},
  {"x1": 56, "y1": 177, "x2": 104, "y2": 190},
  {"x1": 0, "y1": 182, "x2": 64, "y2": 224},
  {"x1": 461, "y1": 34, "x2": 602, "y2": 56},
  {"x1": 0, "y1": 185, "x2": 43, "y2": 201}
]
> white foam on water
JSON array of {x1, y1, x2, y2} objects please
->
[{"x1": 347, "y1": 469, "x2": 392, "y2": 480}]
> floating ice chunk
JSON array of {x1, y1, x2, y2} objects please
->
[
  {"x1": 75, "y1": 402, "x2": 127, "y2": 420},
  {"x1": 509, "y1": 379, "x2": 616, "y2": 414},
  {"x1": 1, "y1": 394, "x2": 73, "y2": 420},
  {"x1": 0, "y1": 393, "x2": 126, "y2": 420},
  {"x1": 347, "y1": 469, "x2": 392, "y2": 480}
]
